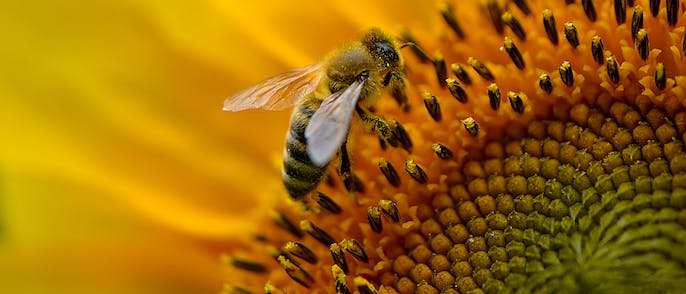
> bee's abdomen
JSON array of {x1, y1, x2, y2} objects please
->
[{"x1": 282, "y1": 97, "x2": 326, "y2": 200}]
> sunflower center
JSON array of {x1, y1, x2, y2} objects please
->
[{"x1": 382, "y1": 101, "x2": 686, "y2": 293}]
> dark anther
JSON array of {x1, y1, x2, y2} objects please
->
[
  {"x1": 277, "y1": 255, "x2": 314, "y2": 288},
  {"x1": 502, "y1": 12, "x2": 527, "y2": 41},
  {"x1": 378, "y1": 158, "x2": 401, "y2": 187},
  {"x1": 632, "y1": 5, "x2": 643, "y2": 42},
  {"x1": 487, "y1": 83, "x2": 501, "y2": 110},
  {"x1": 582, "y1": 0, "x2": 598, "y2": 21},
  {"x1": 422, "y1": 92, "x2": 442, "y2": 121},
  {"x1": 433, "y1": 53, "x2": 448, "y2": 88},
  {"x1": 636, "y1": 28, "x2": 649, "y2": 60},
  {"x1": 332, "y1": 265, "x2": 351, "y2": 294},
  {"x1": 300, "y1": 220, "x2": 335, "y2": 246},
  {"x1": 543, "y1": 9, "x2": 559, "y2": 45},
  {"x1": 379, "y1": 199, "x2": 400, "y2": 222},
  {"x1": 539, "y1": 73, "x2": 553, "y2": 93},
  {"x1": 340, "y1": 239, "x2": 369, "y2": 263},
  {"x1": 655, "y1": 62, "x2": 666, "y2": 90},
  {"x1": 367, "y1": 206, "x2": 383, "y2": 233},
  {"x1": 508, "y1": 91, "x2": 525, "y2": 114},
  {"x1": 513, "y1": 0, "x2": 531, "y2": 15},
  {"x1": 559, "y1": 61, "x2": 574, "y2": 87},
  {"x1": 563, "y1": 22, "x2": 580, "y2": 48},
  {"x1": 504, "y1": 37, "x2": 525, "y2": 69},
  {"x1": 462, "y1": 117, "x2": 480, "y2": 136},
  {"x1": 615, "y1": 0, "x2": 627, "y2": 24},
  {"x1": 607, "y1": 56, "x2": 620, "y2": 84},
  {"x1": 440, "y1": 3, "x2": 465, "y2": 39},
  {"x1": 227, "y1": 256, "x2": 268, "y2": 273},
  {"x1": 486, "y1": 0, "x2": 504, "y2": 34},
  {"x1": 591, "y1": 35, "x2": 605, "y2": 65},
  {"x1": 446, "y1": 78, "x2": 468, "y2": 103},
  {"x1": 667, "y1": 0, "x2": 677, "y2": 26},
  {"x1": 650, "y1": 0, "x2": 660, "y2": 17},
  {"x1": 330, "y1": 243, "x2": 349, "y2": 274},
  {"x1": 432, "y1": 143, "x2": 454, "y2": 159},
  {"x1": 273, "y1": 211, "x2": 303, "y2": 238},
  {"x1": 468, "y1": 57, "x2": 495, "y2": 81},
  {"x1": 313, "y1": 191, "x2": 342, "y2": 214},
  {"x1": 391, "y1": 120, "x2": 413, "y2": 152},
  {"x1": 405, "y1": 159, "x2": 427, "y2": 184},
  {"x1": 285, "y1": 241, "x2": 318, "y2": 264},
  {"x1": 450, "y1": 63, "x2": 472, "y2": 85}
]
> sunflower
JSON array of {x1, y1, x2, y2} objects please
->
[
  {"x1": 3, "y1": 0, "x2": 685, "y2": 293},
  {"x1": 222, "y1": 0, "x2": 686, "y2": 293}
]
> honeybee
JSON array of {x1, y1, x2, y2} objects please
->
[{"x1": 223, "y1": 28, "x2": 406, "y2": 200}]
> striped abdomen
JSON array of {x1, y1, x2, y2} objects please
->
[{"x1": 282, "y1": 96, "x2": 326, "y2": 200}]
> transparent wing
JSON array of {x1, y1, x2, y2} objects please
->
[
  {"x1": 223, "y1": 63, "x2": 323, "y2": 111},
  {"x1": 305, "y1": 79, "x2": 366, "y2": 167}
]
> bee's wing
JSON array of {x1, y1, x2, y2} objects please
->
[
  {"x1": 223, "y1": 63, "x2": 323, "y2": 111},
  {"x1": 305, "y1": 79, "x2": 366, "y2": 167}
]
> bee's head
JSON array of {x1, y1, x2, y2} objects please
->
[{"x1": 362, "y1": 28, "x2": 402, "y2": 72}]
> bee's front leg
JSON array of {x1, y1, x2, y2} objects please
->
[{"x1": 383, "y1": 71, "x2": 409, "y2": 112}]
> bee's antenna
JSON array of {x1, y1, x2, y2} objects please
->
[
  {"x1": 399, "y1": 42, "x2": 431, "y2": 63},
  {"x1": 399, "y1": 42, "x2": 417, "y2": 49}
]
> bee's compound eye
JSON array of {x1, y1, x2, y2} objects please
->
[{"x1": 375, "y1": 41, "x2": 399, "y2": 65}]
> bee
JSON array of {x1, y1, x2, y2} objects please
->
[{"x1": 223, "y1": 28, "x2": 406, "y2": 201}]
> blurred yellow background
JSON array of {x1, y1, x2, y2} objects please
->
[{"x1": 0, "y1": 0, "x2": 435, "y2": 293}]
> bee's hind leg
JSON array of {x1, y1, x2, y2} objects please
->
[{"x1": 337, "y1": 138, "x2": 365, "y2": 199}]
